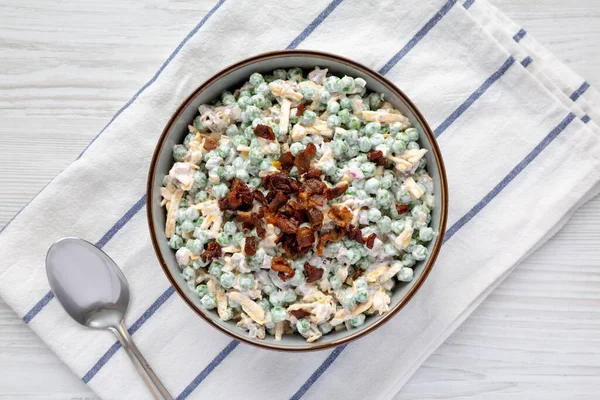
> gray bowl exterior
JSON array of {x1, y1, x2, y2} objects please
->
[{"x1": 147, "y1": 51, "x2": 448, "y2": 351}]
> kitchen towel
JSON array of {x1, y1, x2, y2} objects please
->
[{"x1": 1, "y1": 0, "x2": 599, "y2": 399}]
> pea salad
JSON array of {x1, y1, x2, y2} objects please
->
[{"x1": 160, "y1": 67, "x2": 435, "y2": 342}]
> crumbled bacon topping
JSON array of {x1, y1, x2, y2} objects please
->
[
  {"x1": 271, "y1": 256, "x2": 295, "y2": 281},
  {"x1": 264, "y1": 172, "x2": 300, "y2": 194},
  {"x1": 365, "y1": 233, "x2": 376, "y2": 249},
  {"x1": 200, "y1": 241, "x2": 222, "y2": 262},
  {"x1": 396, "y1": 203, "x2": 409, "y2": 215},
  {"x1": 303, "y1": 169, "x2": 322, "y2": 179},
  {"x1": 268, "y1": 191, "x2": 289, "y2": 212},
  {"x1": 301, "y1": 178, "x2": 326, "y2": 195},
  {"x1": 253, "y1": 190, "x2": 266, "y2": 205},
  {"x1": 328, "y1": 205, "x2": 353, "y2": 228},
  {"x1": 294, "y1": 142, "x2": 317, "y2": 174},
  {"x1": 244, "y1": 236, "x2": 257, "y2": 256},
  {"x1": 296, "y1": 103, "x2": 306, "y2": 117},
  {"x1": 290, "y1": 309, "x2": 310, "y2": 319},
  {"x1": 347, "y1": 224, "x2": 377, "y2": 249},
  {"x1": 367, "y1": 150, "x2": 387, "y2": 166},
  {"x1": 316, "y1": 228, "x2": 345, "y2": 256},
  {"x1": 218, "y1": 178, "x2": 253, "y2": 211},
  {"x1": 306, "y1": 207, "x2": 323, "y2": 231},
  {"x1": 203, "y1": 137, "x2": 219, "y2": 151},
  {"x1": 296, "y1": 227, "x2": 315, "y2": 249},
  {"x1": 278, "y1": 152, "x2": 295, "y2": 171},
  {"x1": 304, "y1": 262, "x2": 324, "y2": 283},
  {"x1": 325, "y1": 181, "x2": 349, "y2": 200},
  {"x1": 352, "y1": 268, "x2": 363, "y2": 280},
  {"x1": 253, "y1": 124, "x2": 276, "y2": 140}
]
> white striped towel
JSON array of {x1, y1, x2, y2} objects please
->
[{"x1": 1, "y1": 0, "x2": 599, "y2": 399}]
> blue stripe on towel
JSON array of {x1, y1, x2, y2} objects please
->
[
  {"x1": 462, "y1": 0, "x2": 475, "y2": 9},
  {"x1": 513, "y1": 28, "x2": 527, "y2": 42},
  {"x1": 286, "y1": 0, "x2": 345, "y2": 49},
  {"x1": 286, "y1": 112, "x2": 576, "y2": 399},
  {"x1": 581, "y1": 114, "x2": 591, "y2": 124},
  {"x1": 175, "y1": 340, "x2": 240, "y2": 400},
  {"x1": 82, "y1": 286, "x2": 175, "y2": 383},
  {"x1": 289, "y1": 344, "x2": 348, "y2": 400},
  {"x1": 444, "y1": 113, "x2": 576, "y2": 241},
  {"x1": 521, "y1": 56, "x2": 533, "y2": 68},
  {"x1": 569, "y1": 81, "x2": 590, "y2": 101},
  {"x1": 379, "y1": 0, "x2": 458, "y2": 75},
  {"x1": 435, "y1": 56, "x2": 515, "y2": 138}
]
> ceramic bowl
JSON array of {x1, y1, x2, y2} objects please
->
[{"x1": 147, "y1": 50, "x2": 448, "y2": 351}]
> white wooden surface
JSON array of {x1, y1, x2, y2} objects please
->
[{"x1": 1, "y1": 0, "x2": 599, "y2": 398}]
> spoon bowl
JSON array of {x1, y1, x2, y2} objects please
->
[
  {"x1": 46, "y1": 237, "x2": 129, "y2": 329},
  {"x1": 46, "y1": 237, "x2": 172, "y2": 400}
]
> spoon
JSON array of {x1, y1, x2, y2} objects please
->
[{"x1": 46, "y1": 237, "x2": 173, "y2": 400}]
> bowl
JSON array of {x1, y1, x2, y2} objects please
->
[{"x1": 146, "y1": 50, "x2": 448, "y2": 351}]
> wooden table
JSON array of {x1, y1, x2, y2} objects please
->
[{"x1": 1, "y1": 1, "x2": 598, "y2": 398}]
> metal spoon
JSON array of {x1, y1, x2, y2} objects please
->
[{"x1": 46, "y1": 237, "x2": 173, "y2": 400}]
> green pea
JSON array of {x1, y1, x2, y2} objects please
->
[
  {"x1": 249, "y1": 72, "x2": 264, "y2": 86},
  {"x1": 173, "y1": 144, "x2": 188, "y2": 161},
  {"x1": 195, "y1": 284, "x2": 209, "y2": 298},
  {"x1": 350, "y1": 313, "x2": 366, "y2": 327},
  {"x1": 273, "y1": 69, "x2": 287, "y2": 80},
  {"x1": 200, "y1": 293, "x2": 217, "y2": 309},
  {"x1": 296, "y1": 318, "x2": 311, "y2": 334},
  {"x1": 359, "y1": 136, "x2": 372, "y2": 152},
  {"x1": 169, "y1": 235, "x2": 183, "y2": 250},
  {"x1": 220, "y1": 271, "x2": 235, "y2": 289}
]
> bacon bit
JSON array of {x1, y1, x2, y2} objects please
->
[
  {"x1": 296, "y1": 103, "x2": 306, "y2": 117},
  {"x1": 244, "y1": 236, "x2": 257, "y2": 256},
  {"x1": 325, "y1": 181, "x2": 349, "y2": 200},
  {"x1": 236, "y1": 210, "x2": 253, "y2": 224},
  {"x1": 328, "y1": 205, "x2": 353, "y2": 228},
  {"x1": 303, "y1": 169, "x2": 322, "y2": 179},
  {"x1": 308, "y1": 194, "x2": 326, "y2": 207},
  {"x1": 290, "y1": 309, "x2": 310, "y2": 319},
  {"x1": 278, "y1": 152, "x2": 295, "y2": 171},
  {"x1": 367, "y1": 150, "x2": 387, "y2": 166},
  {"x1": 307, "y1": 207, "x2": 324, "y2": 231},
  {"x1": 265, "y1": 213, "x2": 299, "y2": 234},
  {"x1": 255, "y1": 220, "x2": 266, "y2": 238},
  {"x1": 271, "y1": 256, "x2": 295, "y2": 281},
  {"x1": 294, "y1": 142, "x2": 317, "y2": 174},
  {"x1": 296, "y1": 227, "x2": 315, "y2": 249},
  {"x1": 280, "y1": 234, "x2": 302, "y2": 259},
  {"x1": 200, "y1": 241, "x2": 222, "y2": 262},
  {"x1": 218, "y1": 178, "x2": 253, "y2": 211},
  {"x1": 347, "y1": 224, "x2": 364, "y2": 245},
  {"x1": 203, "y1": 137, "x2": 218, "y2": 151},
  {"x1": 365, "y1": 233, "x2": 377, "y2": 249},
  {"x1": 253, "y1": 124, "x2": 276, "y2": 140},
  {"x1": 316, "y1": 228, "x2": 345, "y2": 256},
  {"x1": 253, "y1": 190, "x2": 266, "y2": 205},
  {"x1": 265, "y1": 172, "x2": 300, "y2": 194},
  {"x1": 269, "y1": 191, "x2": 289, "y2": 212},
  {"x1": 352, "y1": 268, "x2": 363, "y2": 280},
  {"x1": 293, "y1": 208, "x2": 307, "y2": 223},
  {"x1": 301, "y1": 178, "x2": 326, "y2": 195},
  {"x1": 396, "y1": 203, "x2": 410, "y2": 215},
  {"x1": 304, "y1": 262, "x2": 324, "y2": 283}
]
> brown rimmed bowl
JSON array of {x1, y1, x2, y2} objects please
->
[{"x1": 147, "y1": 50, "x2": 448, "y2": 352}]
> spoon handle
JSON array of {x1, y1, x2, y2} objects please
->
[{"x1": 110, "y1": 321, "x2": 173, "y2": 400}]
